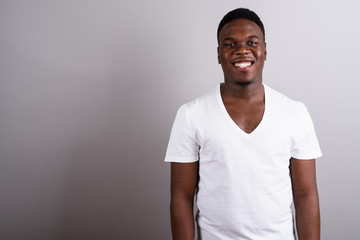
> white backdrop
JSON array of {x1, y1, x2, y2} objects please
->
[{"x1": 1, "y1": 0, "x2": 359, "y2": 239}]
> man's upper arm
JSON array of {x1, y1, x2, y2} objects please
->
[
  {"x1": 165, "y1": 105, "x2": 199, "y2": 163},
  {"x1": 171, "y1": 162, "x2": 199, "y2": 201},
  {"x1": 290, "y1": 158, "x2": 318, "y2": 198}
]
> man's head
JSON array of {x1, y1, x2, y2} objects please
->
[
  {"x1": 217, "y1": 8, "x2": 265, "y2": 43},
  {"x1": 217, "y1": 8, "x2": 267, "y2": 86}
]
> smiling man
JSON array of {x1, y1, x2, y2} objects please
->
[{"x1": 165, "y1": 8, "x2": 322, "y2": 240}]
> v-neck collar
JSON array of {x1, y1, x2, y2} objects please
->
[{"x1": 215, "y1": 83, "x2": 270, "y2": 136}]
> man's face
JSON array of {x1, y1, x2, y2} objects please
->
[{"x1": 217, "y1": 19, "x2": 267, "y2": 85}]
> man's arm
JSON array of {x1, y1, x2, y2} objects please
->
[
  {"x1": 290, "y1": 158, "x2": 320, "y2": 240},
  {"x1": 170, "y1": 162, "x2": 199, "y2": 240}
]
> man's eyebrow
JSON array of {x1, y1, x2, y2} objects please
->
[
  {"x1": 222, "y1": 35, "x2": 260, "y2": 41},
  {"x1": 222, "y1": 37, "x2": 236, "y2": 42}
]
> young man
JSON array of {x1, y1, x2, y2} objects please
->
[{"x1": 165, "y1": 8, "x2": 322, "y2": 240}]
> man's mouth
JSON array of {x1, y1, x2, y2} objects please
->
[{"x1": 233, "y1": 61, "x2": 254, "y2": 70}]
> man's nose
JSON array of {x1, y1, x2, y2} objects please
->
[{"x1": 233, "y1": 44, "x2": 250, "y2": 55}]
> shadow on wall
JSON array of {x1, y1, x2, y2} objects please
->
[
  {"x1": 0, "y1": 18, "x2": 173, "y2": 240},
  {"x1": 52, "y1": 40, "x2": 174, "y2": 239}
]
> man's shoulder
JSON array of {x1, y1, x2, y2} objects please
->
[
  {"x1": 265, "y1": 84, "x2": 308, "y2": 118},
  {"x1": 180, "y1": 86, "x2": 218, "y2": 112},
  {"x1": 266, "y1": 84, "x2": 306, "y2": 108}
]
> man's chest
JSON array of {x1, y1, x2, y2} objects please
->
[{"x1": 223, "y1": 101, "x2": 265, "y2": 134}]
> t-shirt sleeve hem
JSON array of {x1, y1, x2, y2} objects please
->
[
  {"x1": 164, "y1": 156, "x2": 199, "y2": 163},
  {"x1": 291, "y1": 152, "x2": 323, "y2": 160}
]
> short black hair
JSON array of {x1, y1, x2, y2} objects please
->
[{"x1": 217, "y1": 8, "x2": 265, "y2": 42}]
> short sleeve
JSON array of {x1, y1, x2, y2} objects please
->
[
  {"x1": 164, "y1": 105, "x2": 199, "y2": 163},
  {"x1": 290, "y1": 103, "x2": 322, "y2": 160}
]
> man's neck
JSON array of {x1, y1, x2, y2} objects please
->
[{"x1": 220, "y1": 81, "x2": 264, "y2": 102}]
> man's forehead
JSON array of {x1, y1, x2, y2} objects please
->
[{"x1": 219, "y1": 19, "x2": 264, "y2": 40}]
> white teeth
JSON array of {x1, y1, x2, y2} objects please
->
[{"x1": 234, "y1": 62, "x2": 252, "y2": 68}]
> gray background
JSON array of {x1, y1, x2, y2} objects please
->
[{"x1": 1, "y1": 0, "x2": 359, "y2": 239}]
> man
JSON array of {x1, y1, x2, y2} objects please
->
[{"x1": 165, "y1": 8, "x2": 322, "y2": 240}]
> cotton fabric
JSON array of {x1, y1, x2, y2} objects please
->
[{"x1": 165, "y1": 84, "x2": 322, "y2": 240}]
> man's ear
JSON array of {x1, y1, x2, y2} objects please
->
[
  {"x1": 264, "y1": 42, "x2": 267, "y2": 61},
  {"x1": 217, "y1": 46, "x2": 221, "y2": 64}
]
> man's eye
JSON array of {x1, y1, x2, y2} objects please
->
[
  {"x1": 248, "y1": 41, "x2": 258, "y2": 46},
  {"x1": 225, "y1": 43, "x2": 236, "y2": 47}
]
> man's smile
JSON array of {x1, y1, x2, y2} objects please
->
[{"x1": 233, "y1": 60, "x2": 255, "y2": 70}]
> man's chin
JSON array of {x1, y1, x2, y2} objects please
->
[{"x1": 235, "y1": 81, "x2": 252, "y2": 86}]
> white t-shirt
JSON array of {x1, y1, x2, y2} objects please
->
[{"x1": 165, "y1": 84, "x2": 322, "y2": 240}]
